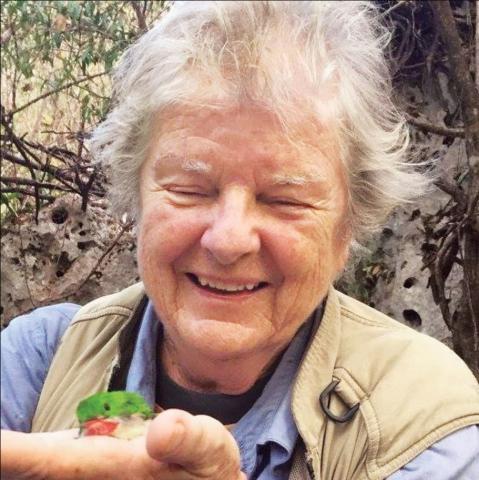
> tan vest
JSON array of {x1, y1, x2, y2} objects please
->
[{"x1": 32, "y1": 283, "x2": 479, "y2": 480}]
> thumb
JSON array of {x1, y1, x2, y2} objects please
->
[{"x1": 146, "y1": 409, "x2": 244, "y2": 479}]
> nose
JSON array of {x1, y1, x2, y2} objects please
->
[{"x1": 201, "y1": 189, "x2": 260, "y2": 265}]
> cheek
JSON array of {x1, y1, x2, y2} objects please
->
[
  {"x1": 137, "y1": 205, "x2": 205, "y2": 269},
  {"x1": 260, "y1": 226, "x2": 319, "y2": 293},
  {"x1": 263, "y1": 218, "x2": 344, "y2": 299}
]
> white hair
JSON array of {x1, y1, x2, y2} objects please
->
[{"x1": 90, "y1": 0, "x2": 430, "y2": 241}]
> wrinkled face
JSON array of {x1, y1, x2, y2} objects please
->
[{"x1": 138, "y1": 107, "x2": 350, "y2": 360}]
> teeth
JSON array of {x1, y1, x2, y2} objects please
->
[{"x1": 196, "y1": 275, "x2": 260, "y2": 292}]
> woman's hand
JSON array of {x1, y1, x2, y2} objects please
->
[{"x1": 1, "y1": 409, "x2": 245, "y2": 480}]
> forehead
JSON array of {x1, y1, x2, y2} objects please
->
[{"x1": 148, "y1": 106, "x2": 343, "y2": 180}]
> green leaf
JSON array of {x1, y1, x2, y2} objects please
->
[
  {"x1": 66, "y1": 1, "x2": 81, "y2": 21},
  {"x1": 52, "y1": 32, "x2": 63, "y2": 48}
]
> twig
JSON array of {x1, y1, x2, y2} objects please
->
[
  {"x1": 1, "y1": 27, "x2": 12, "y2": 45},
  {"x1": 381, "y1": 0, "x2": 409, "y2": 18},
  {"x1": 1, "y1": 176, "x2": 78, "y2": 193},
  {"x1": 21, "y1": 140, "x2": 75, "y2": 164},
  {"x1": 434, "y1": 177, "x2": 467, "y2": 207},
  {"x1": 1, "y1": 193, "x2": 18, "y2": 216},
  {"x1": 1, "y1": 148, "x2": 86, "y2": 193},
  {"x1": 1, "y1": 188, "x2": 55, "y2": 202},
  {"x1": 431, "y1": 229, "x2": 459, "y2": 330},
  {"x1": 76, "y1": 221, "x2": 134, "y2": 291},
  {"x1": 1, "y1": 111, "x2": 41, "y2": 220},
  {"x1": 80, "y1": 167, "x2": 98, "y2": 211},
  {"x1": 130, "y1": 1, "x2": 148, "y2": 31},
  {"x1": 406, "y1": 113, "x2": 465, "y2": 138},
  {"x1": 17, "y1": 223, "x2": 37, "y2": 309},
  {"x1": 425, "y1": 30, "x2": 440, "y2": 76},
  {"x1": 11, "y1": 71, "x2": 108, "y2": 115},
  {"x1": 457, "y1": 226, "x2": 479, "y2": 355},
  {"x1": 1, "y1": 148, "x2": 42, "y2": 170}
]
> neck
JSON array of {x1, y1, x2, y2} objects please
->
[{"x1": 160, "y1": 336, "x2": 283, "y2": 395}]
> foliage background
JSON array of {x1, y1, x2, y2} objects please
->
[
  {"x1": 1, "y1": 0, "x2": 169, "y2": 218},
  {"x1": 1, "y1": 0, "x2": 478, "y2": 377}
]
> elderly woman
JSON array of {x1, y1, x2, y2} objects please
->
[{"x1": 1, "y1": 2, "x2": 478, "y2": 479}]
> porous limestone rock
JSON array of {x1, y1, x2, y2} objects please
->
[{"x1": 1, "y1": 195, "x2": 138, "y2": 326}]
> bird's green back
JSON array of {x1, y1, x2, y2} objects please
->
[{"x1": 76, "y1": 391, "x2": 154, "y2": 424}]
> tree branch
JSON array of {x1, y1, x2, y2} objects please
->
[
  {"x1": 429, "y1": 0, "x2": 479, "y2": 376},
  {"x1": 406, "y1": 113, "x2": 465, "y2": 138},
  {"x1": 1, "y1": 176, "x2": 78, "y2": 193},
  {"x1": 11, "y1": 71, "x2": 108, "y2": 115},
  {"x1": 1, "y1": 109, "x2": 41, "y2": 220},
  {"x1": 76, "y1": 221, "x2": 134, "y2": 291},
  {"x1": 1, "y1": 188, "x2": 55, "y2": 202},
  {"x1": 380, "y1": 0, "x2": 409, "y2": 18},
  {"x1": 1, "y1": 148, "x2": 42, "y2": 171},
  {"x1": 1, "y1": 148, "x2": 80, "y2": 192},
  {"x1": 429, "y1": 1, "x2": 479, "y2": 151},
  {"x1": 434, "y1": 177, "x2": 467, "y2": 208},
  {"x1": 130, "y1": 1, "x2": 147, "y2": 32}
]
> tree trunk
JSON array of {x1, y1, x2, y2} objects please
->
[{"x1": 429, "y1": 0, "x2": 479, "y2": 379}]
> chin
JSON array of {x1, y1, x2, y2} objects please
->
[{"x1": 176, "y1": 315, "x2": 269, "y2": 360}]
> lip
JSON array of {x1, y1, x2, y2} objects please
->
[
  {"x1": 184, "y1": 272, "x2": 269, "y2": 300},
  {"x1": 190, "y1": 272, "x2": 267, "y2": 287}
]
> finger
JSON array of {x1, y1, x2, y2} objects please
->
[
  {"x1": 146, "y1": 409, "x2": 243, "y2": 479},
  {"x1": 31, "y1": 429, "x2": 79, "y2": 440}
]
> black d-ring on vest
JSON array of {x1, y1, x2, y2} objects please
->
[{"x1": 319, "y1": 379, "x2": 360, "y2": 424}]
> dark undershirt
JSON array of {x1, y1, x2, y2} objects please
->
[{"x1": 155, "y1": 340, "x2": 280, "y2": 424}]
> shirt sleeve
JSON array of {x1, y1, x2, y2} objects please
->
[
  {"x1": 1, "y1": 304, "x2": 80, "y2": 432},
  {"x1": 387, "y1": 425, "x2": 479, "y2": 480}
]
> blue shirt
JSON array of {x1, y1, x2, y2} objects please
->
[{"x1": 1, "y1": 302, "x2": 478, "y2": 479}]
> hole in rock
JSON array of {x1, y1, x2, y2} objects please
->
[
  {"x1": 77, "y1": 240, "x2": 96, "y2": 250},
  {"x1": 403, "y1": 277, "x2": 417, "y2": 289},
  {"x1": 51, "y1": 206, "x2": 68, "y2": 224},
  {"x1": 403, "y1": 309, "x2": 422, "y2": 327},
  {"x1": 409, "y1": 209, "x2": 421, "y2": 221},
  {"x1": 421, "y1": 243, "x2": 437, "y2": 254},
  {"x1": 382, "y1": 227, "x2": 393, "y2": 238}
]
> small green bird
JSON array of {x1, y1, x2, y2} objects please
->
[{"x1": 76, "y1": 391, "x2": 155, "y2": 440}]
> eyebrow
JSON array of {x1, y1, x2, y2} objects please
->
[
  {"x1": 156, "y1": 153, "x2": 325, "y2": 186},
  {"x1": 271, "y1": 171, "x2": 325, "y2": 186},
  {"x1": 181, "y1": 158, "x2": 212, "y2": 174},
  {"x1": 154, "y1": 153, "x2": 212, "y2": 174}
]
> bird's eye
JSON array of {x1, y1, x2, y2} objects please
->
[{"x1": 104, "y1": 402, "x2": 111, "y2": 411}]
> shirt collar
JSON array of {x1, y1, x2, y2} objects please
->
[
  {"x1": 125, "y1": 300, "x2": 159, "y2": 406},
  {"x1": 232, "y1": 316, "x2": 314, "y2": 476}
]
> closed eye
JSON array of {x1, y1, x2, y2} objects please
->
[
  {"x1": 261, "y1": 196, "x2": 307, "y2": 208},
  {"x1": 272, "y1": 199, "x2": 302, "y2": 206},
  {"x1": 167, "y1": 187, "x2": 209, "y2": 197}
]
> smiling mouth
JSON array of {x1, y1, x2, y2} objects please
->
[{"x1": 186, "y1": 273, "x2": 268, "y2": 295}]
